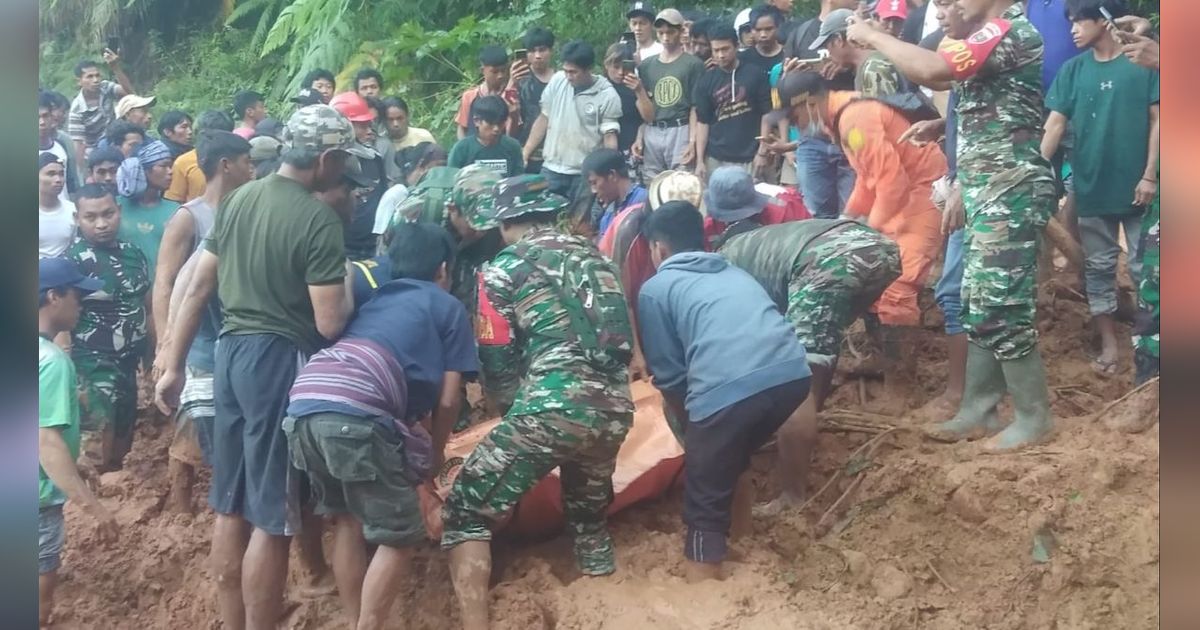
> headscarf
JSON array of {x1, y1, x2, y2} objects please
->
[{"x1": 117, "y1": 140, "x2": 173, "y2": 198}]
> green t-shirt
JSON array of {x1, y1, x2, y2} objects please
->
[
  {"x1": 205, "y1": 173, "x2": 347, "y2": 353},
  {"x1": 1046, "y1": 52, "x2": 1160, "y2": 217},
  {"x1": 117, "y1": 195, "x2": 181, "y2": 281},
  {"x1": 40, "y1": 336, "x2": 81, "y2": 508},
  {"x1": 638, "y1": 52, "x2": 705, "y2": 122},
  {"x1": 447, "y1": 136, "x2": 524, "y2": 177}
]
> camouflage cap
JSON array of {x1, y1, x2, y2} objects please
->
[
  {"x1": 493, "y1": 174, "x2": 568, "y2": 222},
  {"x1": 451, "y1": 164, "x2": 503, "y2": 230},
  {"x1": 282, "y1": 104, "x2": 354, "y2": 153}
]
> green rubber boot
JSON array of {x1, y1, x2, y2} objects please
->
[
  {"x1": 923, "y1": 343, "x2": 1006, "y2": 442},
  {"x1": 983, "y1": 350, "x2": 1053, "y2": 452}
]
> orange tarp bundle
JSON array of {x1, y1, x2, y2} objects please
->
[{"x1": 420, "y1": 380, "x2": 684, "y2": 540}]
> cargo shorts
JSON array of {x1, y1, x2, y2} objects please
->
[{"x1": 284, "y1": 412, "x2": 424, "y2": 547}]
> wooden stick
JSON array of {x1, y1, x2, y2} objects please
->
[
  {"x1": 927, "y1": 559, "x2": 957, "y2": 593},
  {"x1": 1094, "y1": 377, "x2": 1159, "y2": 421},
  {"x1": 822, "y1": 422, "x2": 887, "y2": 435},
  {"x1": 816, "y1": 474, "x2": 865, "y2": 534},
  {"x1": 795, "y1": 466, "x2": 845, "y2": 513},
  {"x1": 824, "y1": 409, "x2": 900, "y2": 424},
  {"x1": 814, "y1": 429, "x2": 898, "y2": 531}
]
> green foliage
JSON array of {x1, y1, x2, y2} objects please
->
[
  {"x1": 224, "y1": 0, "x2": 294, "y2": 51},
  {"x1": 144, "y1": 29, "x2": 289, "y2": 122}
]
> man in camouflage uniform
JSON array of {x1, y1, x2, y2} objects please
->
[
  {"x1": 390, "y1": 164, "x2": 507, "y2": 315},
  {"x1": 713, "y1": 207, "x2": 899, "y2": 513},
  {"x1": 849, "y1": 0, "x2": 1057, "y2": 451},
  {"x1": 65, "y1": 184, "x2": 151, "y2": 471},
  {"x1": 811, "y1": 8, "x2": 909, "y2": 99},
  {"x1": 442, "y1": 174, "x2": 633, "y2": 630},
  {"x1": 1132, "y1": 195, "x2": 1159, "y2": 384}
]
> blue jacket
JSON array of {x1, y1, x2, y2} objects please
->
[{"x1": 637, "y1": 251, "x2": 811, "y2": 423}]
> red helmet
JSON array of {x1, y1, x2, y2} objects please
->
[{"x1": 329, "y1": 91, "x2": 376, "y2": 123}]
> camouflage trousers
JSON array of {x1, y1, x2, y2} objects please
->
[
  {"x1": 1133, "y1": 197, "x2": 1160, "y2": 374},
  {"x1": 73, "y1": 349, "x2": 140, "y2": 467},
  {"x1": 441, "y1": 408, "x2": 632, "y2": 575},
  {"x1": 787, "y1": 225, "x2": 901, "y2": 365},
  {"x1": 960, "y1": 177, "x2": 1055, "y2": 361}
]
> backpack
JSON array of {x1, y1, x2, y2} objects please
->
[
  {"x1": 832, "y1": 91, "x2": 942, "y2": 139},
  {"x1": 509, "y1": 235, "x2": 633, "y2": 369}
]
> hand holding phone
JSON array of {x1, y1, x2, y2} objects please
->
[
  {"x1": 1098, "y1": 7, "x2": 1128, "y2": 43},
  {"x1": 514, "y1": 48, "x2": 528, "y2": 62},
  {"x1": 621, "y1": 59, "x2": 637, "y2": 74}
]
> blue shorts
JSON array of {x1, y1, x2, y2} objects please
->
[
  {"x1": 210, "y1": 333, "x2": 307, "y2": 535},
  {"x1": 39, "y1": 504, "x2": 66, "y2": 575}
]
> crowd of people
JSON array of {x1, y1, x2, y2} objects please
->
[{"x1": 38, "y1": 0, "x2": 1160, "y2": 628}]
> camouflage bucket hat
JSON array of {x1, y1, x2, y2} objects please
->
[
  {"x1": 493, "y1": 174, "x2": 568, "y2": 222},
  {"x1": 283, "y1": 104, "x2": 354, "y2": 153},
  {"x1": 452, "y1": 164, "x2": 503, "y2": 230}
]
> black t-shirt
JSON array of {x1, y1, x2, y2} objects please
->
[
  {"x1": 612, "y1": 83, "x2": 641, "y2": 153},
  {"x1": 784, "y1": 17, "x2": 856, "y2": 91},
  {"x1": 516, "y1": 74, "x2": 550, "y2": 158},
  {"x1": 693, "y1": 64, "x2": 772, "y2": 163},
  {"x1": 738, "y1": 47, "x2": 785, "y2": 77},
  {"x1": 902, "y1": 3, "x2": 928, "y2": 45}
]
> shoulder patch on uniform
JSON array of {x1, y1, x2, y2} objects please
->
[
  {"x1": 475, "y1": 272, "x2": 511, "y2": 346},
  {"x1": 845, "y1": 127, "x2": 865, "y2": 154},
  {"x1": 938, "y1": 19, "x2": 1012, "y2": 80}
]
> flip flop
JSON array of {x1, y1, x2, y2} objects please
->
[{"x1": 1091, "y1": 357, "x2": 1119, "y2": 378}]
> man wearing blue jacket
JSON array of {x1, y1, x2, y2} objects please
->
[{"x1": 637, "y1": 200, "x2": 812, "y2": 583}]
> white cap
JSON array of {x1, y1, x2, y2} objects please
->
[{"x1": 735, "y1": 8, "x2": 753, "y2": 32}]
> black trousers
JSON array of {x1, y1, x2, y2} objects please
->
[{"x1": 682, "y1": 377, "x2": 811, "y2": 563}]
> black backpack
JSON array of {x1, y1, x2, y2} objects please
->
[{"x1": 832, "y1": 91, "x2": 942, "y2": 139}]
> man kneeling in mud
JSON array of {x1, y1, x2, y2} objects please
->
[
  {"x1": 284, "y1": 223, "x2": 478, "y2": 629},
  {"x1": 637, "y1": 201, "x2": 812, "y2": 582}
]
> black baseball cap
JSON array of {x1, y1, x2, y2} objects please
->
[
  {"x1": 765, "y1": 70, "x2": 826, "y2": 126},
  {"x1": 290, "y1": 87, "x2": 324, "y2": 107},
  {"x1": 39, "y1": 258, "x2": 103, "y2": 295},
  {"x1": 627, "y1": 1, "x2": 655, "y2": 20}
]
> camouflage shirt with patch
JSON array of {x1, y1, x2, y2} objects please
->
[
  {"x1": 65, "y1": 237, "x2": 150, "y2": 358},
  {"x1": 477, "y1": 226, "x2": 633, "y2": 418},
  {"x1": 856, "y1": 52, "x2": 905, "y2": 98},
  {"x1": 951, "y1": 3, "x2": 1054, "y2": 198}
]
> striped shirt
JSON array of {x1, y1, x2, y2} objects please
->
[
  {"x1": 288, "y1": 337, "x2": 407, "y2": 422},
  {"x1": 67, "y1": 81, "x2": 120, "y2": 149}
]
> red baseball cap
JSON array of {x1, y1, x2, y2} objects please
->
[{"x1": 875, "y1": 0, "x2": 908, "y2": 20}]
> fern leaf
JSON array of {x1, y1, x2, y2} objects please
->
[{"x1": 260, "y1": 3, "x2": 297, "y2": 56}]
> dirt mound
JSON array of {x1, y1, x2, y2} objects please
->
[{"x1": 50, "y1": 287, "x2": 1158, "y2": 629}]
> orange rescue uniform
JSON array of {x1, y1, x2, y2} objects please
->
[{"x1": 830, "y1": 93, "x2": 946, "y2": 326}]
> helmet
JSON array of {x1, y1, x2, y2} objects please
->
[
  {"x1": 735, "y1": 8, "x2": 753, "y2": 34},
  {"x1": 493, "y1": 174, "x2": 568, "y2": 222},
  {"x1": 328, "y1": 91, "x2": 376, "y2": 123},
  {"x1": 647, "y1": 170, "x2": 702, "y2": 211}
]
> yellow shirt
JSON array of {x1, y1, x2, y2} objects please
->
[
  {"x1": 164, "y1": 149, "x2": 207, "y2": 203},
  {"x1": 392, "y1": 127, "x2": 437, "y2": 151}
]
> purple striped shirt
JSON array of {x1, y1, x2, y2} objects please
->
[{"x1": 289, "y1": 338, "x2": 407, "y2": 420}]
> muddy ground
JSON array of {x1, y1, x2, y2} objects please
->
[{"x1": 50, "y1": 274, "x2": 1159, "y2": 629}]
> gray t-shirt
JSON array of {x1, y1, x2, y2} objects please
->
[
  {"x1": 638, "y1": 53, "x2": 705, "y2": 122},
  {"x1": 540, "y1": 72, "x2": 623, "y2": 175}
]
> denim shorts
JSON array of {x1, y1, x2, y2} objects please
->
[{"x1": 39, "y1": 504, "x2": 66, "y2": 575}]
